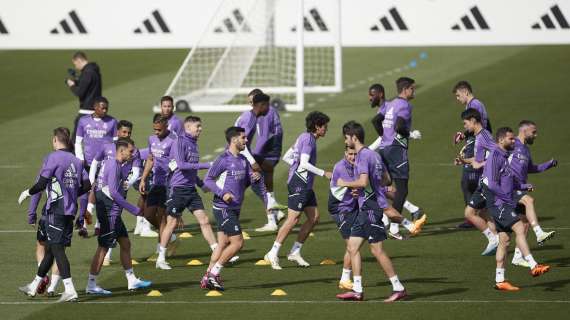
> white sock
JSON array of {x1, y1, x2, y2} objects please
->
[
  {"x1": 30, "y1": 275, "x2": 42, "y2": 292},
  {"x1": 125, "y1": 268, "x2": 137, "y2": 283},
  {"x1": 137, "y1": 216, "x2": 143, "y2": 224},
  {"x1": 382, "y1": 214, "x2": 389, "y2": 226},
  {"x1": 82, "y1": 220, "x2": 88, "y2": 229},
  {"x1": 495, "y1": 268, "x2": 505, "y2": 283},
  {"x1": 267, "y1": 192, "x2": 276, "y2": 209},
  {"x1": 62, "y1": 278, "x2": 76, "y2": 293},
  {"x1": 267, "y1": 212, "x2": 277, "y2": 226},
  {"x1": 403, "y1": 201, "x2": 419, "y2": 213},
  {"x1": 353, "y1": 276, "x2": 363, "y2": 293},
  {"x1": 105, "y1": 248, "x2": 112, "y2": 260},
  {"x1": 525, "y1": 254, "x2": 538, "y2": 269},
  {"x1": 513, "y1": 247, "x2": 523, "y2": 259},
  {"x1": 269, "y1": 242, "x2": 281, "y2": 256},
  {"x1": 158, "y1": 246, "x2": 167, "y2": 261},
  {"x1": 87, "y1": 203, "x2": 95, "y2": 214},
  {"x1": 87, "y1": 273, "x2": 97, "y2": 288},
  {"x1": 390, "y1": 222, "x2": 400, "y2": 234},
  {"x1": 532, "y1": 225, "x2": 545, "y2": 238},
  {"x1": 389, "y1": 275, "x2": 405, "y2": 291},
  {"x1": 482, "y1": 228, "x2": 495, "y2": 241},
  {"x1": 289, "y1": 241, "x2": 303, "y2": 255},
  {"x1": 94, "y1": 221, "x2": 100, "y2": 229},
  {"x1": 47, "y1": 274, "x2": 60, "y2": 292},
  {"x1": 156, "y1": 243, "x2": 161, "y2": 253},
  {"x1": 211, "y1": 262, "x2": 223, "y2": 276},
  {"x1": 210, "y1": 243, "x2": 218, "y2": 252},
  {"x1": 340, "y1": 268, "x2": 351, "y2": 282},
  {"x1": 401, "y1": 219, "x2": 414, "y2": 232}
]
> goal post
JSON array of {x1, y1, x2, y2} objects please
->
[{"x1": 156, "y1": 0, "x2": 342, "y2": 113}]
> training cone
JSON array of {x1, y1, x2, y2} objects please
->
[
  {"x1": 242, "y1": 231, "x2": 251, "y2": 240},
  {"x1": 187, "y1": 259, "x2": 203, "y2": 266},
  {"x1": 271, "y1": 289, "x2": 287, "y2": 296},
  {"x1": 147, "y1": 253, "x2": 158, "y2": 262},
  {"x1": 179, "y1": 232, "x2": 193, "y2": 238},
  {"x1": 147, "y1": 290, "x2": 163, "y2": 297},
  {"x1": 255, "y1": 259, "x2": 270, "y2": 266},
  {"x1": 206, "y1": 290, "x2": 223, "y2": 297},
  {"x1": 320, "y1": 259, "x2": 336, "y2": 265},
  {"x1": 309, "y1": 232, "x2": 315, "y2": 237},
  {"x1": 131, "y1": 259, "x2": 139, "y2": 265}
]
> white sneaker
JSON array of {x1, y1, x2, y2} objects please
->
[
  {"x1": 134, "y1": 221, "x2": 142, "y2": 235},
  {"x1": 18, "y1": 283, "x2": 36, "y2": 297},
  {"x1": 537, "y1": 231, "x2": 556, "y2": 246},
  {"x1": 388, "y1": 231, "x2": 404, "y2": 240},
  {"x1": 155, "y1": 260, "x2": 172, "y2": 270},
  {"x1": 57, "y1": 291, "x2": 78, "y2": 303},
  {"x1": 86, "y1": 285, "x2": 112, "y2": 295},
  {"x1": 276, "y1": 210, "x2": 286, "y2": 222},
  {"x1": 264, "y1": 253, "x2": 282, "y2": 270},
  {"x1": 287, "y1": 251, "x2": 310, "y2": 267},
  {"x1": 229, "y1": 256, "x2": 240, "y2": 263},
  {"x1": 128, "y1": 278, "x2": 152, "y2": 291},
  {"x1": 481, "y1": 239, "x2": 499, "y2": 256},
  {"x1": 255, "y1": 223, "x2": 278, "y2": 232},
  {"x1": 102, "y1": 258, "x2": 111, "y2": 266},
  {"x1": 140, "y1": 228, "x2": 159, "y2": 238},
  {"x1": 512, "y1": 256, "x2": 530, "y2": 268}
]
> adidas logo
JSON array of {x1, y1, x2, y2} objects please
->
[
  {"x1": 213, "y1": 9, "x2": 251, "y2": 33},
  {"x1": 134, "y1": 10, "x2": 170, "y2": 34},
  {"x1": 291, "y1": 8, "x2": 328, "y2": 32},
  {"x1": 0, "y1": 16, "x2": 8, "y2": 34},
  {"x1": 50, "y1": 10, "x2": 87, "y2": 34},
  {"x1": 370, "y1": 7, "x2": 408, "y2": 31},
  {"x1": 531, "y1": 5, "x2": 569, "y2": 30},
  {"x1": 451, "y1": 6, "x2": 490, "y2": 31}
]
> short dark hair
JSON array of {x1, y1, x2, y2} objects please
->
[
  {"x1": 495, "y1": 127, "x2": 513, "y2": 142},
  {"x1": 461, "y1": 108, "x2": 481, "y2": 123},
  {"x1": 160, "y1": 96, "x2": 174, "y2": 104},
  {"x1": 116, "y1": 137, "x2": 134, "y2": 150},
  {"x1": 518, "y1": 120, "x2": 536, "y2": 128},
  {"x1": 452, "y1": 81, "x2": 473, "y2": 94},
  {"x1": 369, "y1": 83, "x2": 385, "y2": 94},
  {"x1": 53, "y1": 127, "x2": 72, "y2": 149},
  {"x1": 248, "y1": 88, "x2": 264, "y2": 97},
  {"x1": 72, "y1": 51, "x2": 88, "y2": 60},
  {"x1": 93, "y1": 96, "x2": 109, "y2": 106},
  {"x1": 305, "y1": 111, "x2": 330, "y2": 133},
  {"x1": 342, "y1": 121, "x2": 365, "y2": 144},
  {"x1": 153, "y1": 114, "x2": 168, "y2": 124},
  {"x1": 396, "y1": 77, "x2": 415, "y2": 93},
  {"x1": 225, "y1": 126, "x2": 245, "y2": 143},
  {"x1": 117, "y1": 120, "x2": 133, "y2": 130},
  {"x1": 252, "y1": 93, "x2": 270, "y2": 104},
  {"x1": 184, "y1": 115, "x2": 201, "y2": 123}
]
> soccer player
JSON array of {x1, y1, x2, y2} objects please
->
[
  {"x1": 264, "y1": 111, "x2": 332, "y2": 269},
  {"x1": 201, "y1": 127, "x2": 266, "y2": 291},
  {"x1": 139, "y1": 115, "x2": 177, "y2": 261},
  {"x1": 485, "y1": 127, "x2": 550, "y2": 291},
  {"x1": 335, "y1": 121, "x2": 407, "y2": 302},
  {"x1": 156, "y1": 116, "x2": 216, "y2": 270},
  {"x1": 367, "y1": 83, "x2": 424, "y2": 228},
  {"x1": 328, "y1": 145, "x2": 359, "y2": 291},
  {"x1": 18, "y1": 127, "x2": 91, "y2": 302},
  {"x1": 456, "y1": 109, "x2": 499, "y2": 255},
  {"x1": 374, "y1": 78, "x2": 425, "y2": 239},
  {"x1": 160, "y1": 95, "x2": 184, "y2": 137},
  {"x1": 86, "y1": 139, "x2": 152, "y2": 294},
  {"x1": 74, "y1": 96, "x2": 118, "y2": 237},
  {"x1": 452, "y1": 81, "x2": 492, "y2": 229}
]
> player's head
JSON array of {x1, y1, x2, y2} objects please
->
[
  {"x1": 52, "y1": 127, "x2": 72, "y2": 150},
  {"x1": 368, "y1": 83, "x2": 385, "y2": 108},
  {"x1": 116, "y1": 138, "x2": 135, "y2": 162},
  {"x1": 247, "y1": 88, "x2": 264, "y2": 106},
  {"x1": 92, "y1": 96, "x2": 109, "y2": 118},
  {"x1": 495, "y1": 127, "x2": 515, "y2": 151},
  {"x1": 71, "y1": 51, "x2": 88, "y2": 70},
  {"x1": 342, "y1": 121, "x2": 365, "y2": 148},
  {"x1": 452, "y1": 81, "x2": 473, "y2": 105},
  {"x1": 251, "y1": 93, "x2": 270, "y2": 117},
  {"x1": 225, "y1": 126, "x2": 247, "y2": 151},
  {"x1": 184, "y1": 116, "x2": 202, "y2": 138},
  {"x1": 305, "y1": 111, "x2": 330, "y2": 138},
  {"x1": 518, "y1": 120, "x2": 538, "y2": 145},
  {"x1": 153, "y1": 114, "x2": 169, "y2": 138},
  {"x1": 396, "y1": 77, "x2": 416, "y2": 100},
  {"x1": 117, "y1": 120, "x2": 133, "y2": 138},
  {"x1": 461, "y1": 108, "x2": 482, "y2": 133},
  {"x1": 344, "y1": 144, "x2": 357, "y2": 165},
  {"x1": 160, "y1": 96, "x2": 175, "y2": 117}
]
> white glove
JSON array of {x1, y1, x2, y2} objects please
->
[
  {"x1": 18, "y1": 189, "x2": 30, "y2": 205},
  {"x1": 410, "y1": 130, "x2": 422, "y2": 140},
  {"x1": 168, "y1": 159, "x2": 178, "y2": 172}
]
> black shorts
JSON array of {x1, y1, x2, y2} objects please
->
[
  {"x1": 461, "y1": 169, "x2": 481, "y2": 205},
  {"x1": 254, "y1": 155, "x2": 280, "y2": 167},
  {"x1": 288, "y1": 175, "x2": 317, "y2": 212},
  {"x1": 36, "y1": 217, "x2": 48, "y2": 243},
  {"x1": 96, "y1": 192, "x2": 129, "y2": 248},
  {"x1": 468, "y1": 182, "x2": 492, "y2": 210},
  {"x1": 43, "y1": 200, "x2": 74, "y2": 247},
  {"x1": 166, "y1": 186, "x2": 205, "y2": 217},
  {"x1": 379, "y1": 146, "x2": 409, "y2": 179},
  {"x1": 490, "y1": 204, "x2": 522, "y2": 233},
  {"x1": 332, "y1": 210, "x2": 358, "y2": 240},
  {"x1": 146, "y1": 185, "x2": 167, "y2": 208},
  {"x1": 213, "y1": 206, "x2": 242, "y2": 236},
  {"x1": 351, "y1": 201, "x2": 387, "y2": 243}
]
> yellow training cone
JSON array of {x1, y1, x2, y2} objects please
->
[
  {"x1": 320, "y1": 259, "x2": 336, "y2": 265},
  {"x1": 131, "y1": 259, "x2": 139, "y2": 265},
  {"x1": 147, "y1": 290, "x2": 163, "y2": 297},
  {"x1": 271, "y1": 289, "x2": 287, "y2": 296},
  {"x1": 206, "y1": 290, "x2": 223, "y2": 297},
  {"x1": 255, "y1": 259, "x2": 270, "y2": 266},
  {"x1": 187, "y1": 259, "x2": 203, "y2": 266},
  {"x1": 242, "y1": 231, "x2": 251, "y2": 240},
  {"x1": 147, "y1": 253, "x2": 158, "y2": 262},
  {"x1": 179, "y1": 232, "x2": 193, "y2": 238}
]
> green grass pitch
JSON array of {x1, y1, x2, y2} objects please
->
[{"x1": 0, "y1": 46, "x2": 569, "y2": 319}]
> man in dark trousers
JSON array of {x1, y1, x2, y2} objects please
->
[{"x1": 66, "y1": 51, "x2": 102, "y2": 141}]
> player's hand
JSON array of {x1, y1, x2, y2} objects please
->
[
  {"x1": 66, "y1": 79, "x2": 75, "y2": 87},
  {"x1": 453, "y1": 131, "x2": 465, "y2": 145},
  {"x1": 18, "y1": 189, "x2": 30, "y2": 205},
  {"x1": 324, "y1": 171, "x2": 333, "y2": 180},
  {"x1": 251, "y1": 162, "x2": 262, "y2": 172},
  {"x1": 222, "y1": 193, "x2": 234, "y2": 203},
  {"x1": 251, "y1": 171, "x2": 262, "y2": 181},
  {"x1": 139, "y1": 180, "x2": 147, "y2": 195},
  {"x1": 337, "y1": 178, "x2": 346, "y2": 187},
  {"x1": 410, "y1": 130, "x2": 422, "y2": 140}
]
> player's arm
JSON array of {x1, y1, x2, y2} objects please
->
[
  {"x1": 338, "y1": 173, "x2": 369, "y2": 189},
  {"x1": 528, "y1": 155, "x2": 557, "y2": 174},
  {"x1": 108, "y1": 164, "x2": 140, "y2": 215},
  {"x1": 203, "y1": 157, "x2": 227, "y2": 198},
  {"x1": 27, "y1": 190, "x2": 42, "y2": 225},
  {"x1": 282, "y1": 146, "x2": 295, "y2": 166},
  {"x1": 368, "y1": 114, "x2": 384, "y2": 151},
  {"x1": 74, "y1": 120, "x2": 85, "y2": 161},
  {"x1": 299, "y1": 153, "x2": 330, "y2": 178},
  {"x1": 173, "y1": 139, "x2": 211, "y2": 171},
  {"x1": 89, "y1": 149, "x2": 105, "y2": 183},
  {"x1": 126, "y1": 151, "x2": 142, "y2": 187},
  {"x1": 139, "y1": 152, "x2": 154, "y2": 194},
  {"x1": 485, "y1": 154, "x2": 507, "y2": 197},
  {"x1": 69, "y1": 69, "x2": 92, "y2": 98}
]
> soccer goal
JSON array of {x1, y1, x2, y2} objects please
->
[{"x1": 155, "y1": 0, "x2": 342, "y2": 113}]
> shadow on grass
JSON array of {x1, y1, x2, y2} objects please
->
[
  {"x1": 80, "y1": 279, "x2": 197, "y2": 301},
  {"x1": 233, "y1": 277, "x2": 337, "y2": 290},
  {"x1": 404, "y1": 287, "x2": 470, "y2": 300},
  {"x1": 522, "y1": 278, "x2": 570, "y2": 292},
  {"x1": 543, "y1": 256, "x2": 570, "y2": 267}
]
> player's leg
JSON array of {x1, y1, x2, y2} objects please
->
[
  {"x1": 193, "y1": 209, "x2": 217, "y2": 249},
  {"x1": 287, "y1": 205, "x2": 319, "y2": 267},
  {"x1": 369, "y1": 242, "x2": 407, "y2": 301},
  {"x1": 465, "y1": 203, "x2": 498, "y2": 255},
  {"x1": 117, "y1": 236, "x2": 152, "y2": 291},
  {"x1": 457, "y1": 171, "x2": 477, "y2": 228},
  {"x1": 86, "y1": 246, "x2": 111, "y2": 294},
  {"x1": 518, "y1": 194, "x2": 555, "y2": 245},
  {"x1": 338, "y1": 238, "x2": 354, "y2": 290},
  {"x1": 87, "y1": 190, "x2": 98, "y2": 234},
  {"x1": 264, "y1": 209, "x2": 301, "y2": 270},
  {"x1": 511, "y1": 220, "x2": 550, "y2": 277},
  {"x1": 202, "y1": 231, "x2": 227, "y2": 289},
  {"x1": 383, "y1": 206, "x2": 425, "y2": 236},
  {"x1": 512, "y1": 216, "x2": 531, "y2": 267},
  {"x1": 156, "y1": 215, "x2": 178, "y2": 269},
  {"x1": 138, "y1": 194, "x2": 158, "y2": 238},
  {"x1": 493, "y1": 232, "x2": 519, "y2": 290},
  {"x1": 337, "y1": 236, "x2": 364, "y2": 300}
]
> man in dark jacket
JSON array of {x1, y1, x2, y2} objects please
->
[{"x1": 66, "y1": 51, "x2": 102, "y2": 141}]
